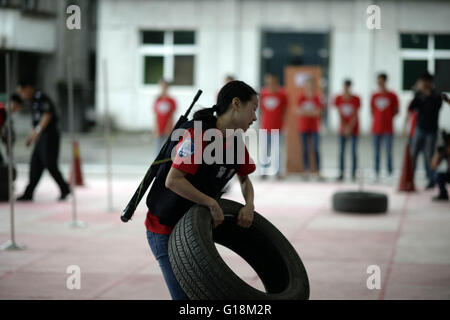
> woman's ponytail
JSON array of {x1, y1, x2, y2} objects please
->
[{"x1": 192, "y1": 105, "x2": 216, "y2": 122}]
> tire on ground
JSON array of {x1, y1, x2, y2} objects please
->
[
  {"x1": 332, "y1": 191, "x2": 388, "y2": 213},
  {"x1": 168, "y1": 198, "x2": 310, "y2": 300}
]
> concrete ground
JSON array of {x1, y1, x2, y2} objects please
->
[{"x1": 0, "y1": 132, "x2": 449, "y2": 300}]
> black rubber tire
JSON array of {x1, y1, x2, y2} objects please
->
[
  {"x1": 332, "y1": 191, "x2": 388, "y2": 213},
  {"x1": 168, "y1": 198, "x2": 309, "y2": 300}
]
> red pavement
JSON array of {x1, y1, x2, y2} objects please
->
[{"x1": 1, "y1": 174, "x2": 449, "y2": 300}]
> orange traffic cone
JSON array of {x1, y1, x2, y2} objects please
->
[
  {"x1": 69, "y1": 141, "x2": 84, "y2": 186},
  {"x1": 398, "y1": 143, "x2": 415, "y2": 192}
]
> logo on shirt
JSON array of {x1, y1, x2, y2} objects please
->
[
  {"x1": 178, "y1": 138, "x2": 194, "y2": 158},
  {"x1": 341, "y1": 104, "x2": 354, "y2": 116},
  {"x1": 216, "y1": 166, "x2": 227, "y2": 178},
  {"x1": 263, "y1": 96, "x2": 279, "y2": 110},
  {"x1": 157, "y1": 101, "x2": 171, "y2": 114},
  {"x1": 302, "y1": 101, "x2": 315, "y2": 111},
  {"x1": 375, "y1": 97, "x2": 389, "y2": 111}
]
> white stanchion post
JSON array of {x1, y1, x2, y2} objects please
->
[
  {"x1": 1, "y1": 53, "x2": 26, "y2": 251},
  {"x1": 67, "y1": 56, "x2": 85, "y2": 228},
  {"x1": 103, "y1": 59, "x2": 113, "y2": 212}
]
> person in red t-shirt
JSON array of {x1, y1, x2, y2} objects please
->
[
  {"x1": 334, "y1": 79, "x2": 361, "y2": 181},
  {"x1": 259, "y1": 73, "x2": 287, "y2": 179},
  {"x1": 153, "y1": 79, "x2": 177, "y2": 155},
  {"x1": 370, "y1": 73, "x2": 399, "y2": 180},
  {"x1": 296, "y1": 78, "x2": 322, "y2": 178},
  {"x1": 145, "y1": 80, "x2": 258, "y2": 300}
]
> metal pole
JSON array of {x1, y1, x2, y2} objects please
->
[
  {"x1": 67, "y1": 56, "x2": 85, "y2": 228},
  {"x1": 1, "y1": 53, "x2": 25, "y2": 250},
  {"x1": 103, "y1": 59, "x2": 113, "y2": 212}
]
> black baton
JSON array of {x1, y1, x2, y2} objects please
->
[{"x1": 121, "y1": 90, "x2": 203, "y2": 222}]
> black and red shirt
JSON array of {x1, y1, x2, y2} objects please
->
[{"x1": 145, "y1": 119, "x2": 256, "y2": 234}]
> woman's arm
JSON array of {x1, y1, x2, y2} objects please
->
[
  {"x1": 236, "y1": 175, "x2": 255, "y2": 228},
  {"x1": 166, "y1": 167, "x2": 224, "y2": 227}
]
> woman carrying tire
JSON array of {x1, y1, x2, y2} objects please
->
[{"x1": 145, "y1": 80, "x2": 258, "y2": 300}]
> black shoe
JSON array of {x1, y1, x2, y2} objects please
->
[
  {"x1": 58, "y1": 188, "x2": 71, "y2": 201},
  {"x1": 425, "y1": 182, "x2": 436, "y2": 190},
  {"x1": 336, "y1": 175, "x2": 344, "y2": 182},
  {"x1": 432, "y1": 194, "x2": 449, "y2": 202},
  {"x1": 260, "y1": 175, "x2": 268, "y2": 180},
  {"x1": 16, "y1": 193, "x2": 32, "y2": 201}
]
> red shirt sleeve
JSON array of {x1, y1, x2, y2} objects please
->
[
  {"x1": 171, "y1": 128, "x2": 204, "y2": 175},
  {"x1": 237, "y1": 147, "x2": 256, "y2": 177}
]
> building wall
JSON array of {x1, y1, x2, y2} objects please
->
[{"x1": 96, "y1": 0, "x2": 450, "y2": 133}]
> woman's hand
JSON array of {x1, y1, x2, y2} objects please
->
[
  {"x1": 207, "y1": 198, "x2": 224, "y2": 228},
  {"x1": 237, "y1": 203, "x2": 254, "y2": 228}
]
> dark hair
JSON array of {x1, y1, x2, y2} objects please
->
[
  {"x1": 378, "y1": 73, "x2": 388, "y2": 81},
  {"x1": 344, "y1": 79, "x2": 352, "y2": 87},
  {"x1": 225, "y1": 75, "x2": 235, "y2": 82},
  {"x1": 17, "y1": 78, "x2": 35, "y2": 88},
  {"x1": 11, "y1": 93, "x2": 23, "y2": 104},
  {"x1": 419, "y1": 71, "x2": 434, "y2": 82},
  {"x1": 193, "y1": 80, "x2": 257, "y2": 122}
]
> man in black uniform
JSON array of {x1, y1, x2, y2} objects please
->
[
  {"x1": 409, "y1": 72, "x2": 450, "y2": 189},
  {"x1": 16, "y1": 79, "x2": 70, "y2": 201}
]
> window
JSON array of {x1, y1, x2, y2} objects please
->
[
  {"x1": 400, "y1": 33, "x2": 450, "y2": 91},
  {"x1": 140, "y1": 30, "x2": 196, "y2": 85}
]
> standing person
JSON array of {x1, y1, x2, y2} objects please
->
[
  {"x1": 259, "y1": 73, "x2": 288, "y2": 179},
  {"x1": 153, "y1": 79, "x2": 177, "y2": 154},
  {"x1": 144, "y1": 81, "x2": 258, "y2": 299},
  {"x1": 408, "y1": 72, "x2": 450, "y2": 189},
  {"x1": 296, "y1": 78, "x2": 323, "y2": 180},
  {"x1": 430, "y1": 131, "x2": 450, "y2": 201},
  {"x1": 16, "y1": 79, "x2": 71, "y2": 201},
  {"x1": 370, "y1": 73, "x2": 399, "y2": 182},
  {"x1": 334, "y1": 79, "x2": 361, "y2": 181},
  {"x1": 0, "y1": 94, "x2": 22, "y2": 165}
]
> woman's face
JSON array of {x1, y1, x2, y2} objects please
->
[{"x1": 233, "y1": 95, "x2": 258, "y2": 132}]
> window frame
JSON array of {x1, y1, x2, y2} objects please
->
[
  {"x1": 400, "y1": 33, "x2": 450, "y2": 92},
  {"x1": 138, "y1": 30, "x2": 197, "y2": 88}
]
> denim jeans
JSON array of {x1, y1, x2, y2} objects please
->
[
  {"x1": 410, "y1": 128, "x2": 437, "y2": 184},
  {"x1": 339, "y1": 135, "x2": 358, "y2": 178},
  {"x1": 301, "y1": 132, "x2": 320, "y2": 172},
  {"x1": 146, "y1": 230, "x2": 189, "y2": 300},
  {"x1": 261, "y1": 132, "x2": 283, "y2": 176},
  {"x1": 373, "y1": 134, "x2": 393, "y2": 176}
]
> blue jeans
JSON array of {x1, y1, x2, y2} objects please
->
[
  {"x1": 339, "y1": 135, "x2": 358, "y2": 178},
  {"x1": 373, "y1": 134, "x2": 393, "y2": 176},
  {"x1": 301, "y1": 132, "x2": 320, "y2": 172},
  {"x1": 146, "y1": 230, "x2": 189, "y2": 300},
  {"x1": 410, "y1": 128, "x2": 437, "y2": 184},
  {"x1": 261, "y1": 132, "x2": 283, "y2": 176}
]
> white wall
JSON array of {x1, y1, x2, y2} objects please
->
[
  {"x1": 97, "y1": 0, "x2": 450, "y2": 133},
  {"x1": 0, "y1": 9, "x2": 56, "y2": 53}
]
